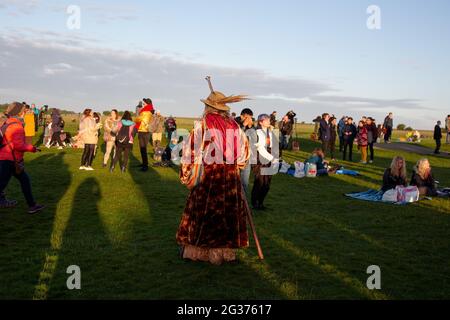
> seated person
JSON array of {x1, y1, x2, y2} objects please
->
[
  {"x1": 157, "y1": 136, "x2": 182, "y2": 167},
  {"x1": 305, "y1": 148, "x2": 328, "y2": 176},
  {"x1": 410, "y1": 158, "x2": 437, "y2": 196},
  {"x1": 381, "y1": 156, "x2": 407, "y2": 193}
]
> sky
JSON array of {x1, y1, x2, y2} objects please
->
[{"x1": 0, "y1": 0, "x2": 449, "y2": 129}]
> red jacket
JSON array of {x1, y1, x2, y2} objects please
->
[{"x1": 0, "y1": 117, "x2": 36, "y2": 162}]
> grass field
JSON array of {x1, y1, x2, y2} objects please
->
[{"x1": 0, "y1": 116, "x2": 449, "y2": 300}]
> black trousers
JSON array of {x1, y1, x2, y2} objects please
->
[
  {"x1": 112, "y1": 144, "x2": 131, "y2": 169},
  {"x1": 329, "y1": 140, "x2": 336, "y2": 159},
  {"x1": 343, "y1": 140, "x2": 354, "y2": 161},
  {"x1": 138, "y1": 132, "x2": 150, "y2": 167},
  {"x1": 34, "y1": 115, "x2": 39, "y2": 132},
  {"x1": 368, "y1": 142, "x2": 375, "y2": 161},
  {"x1": 0, "y1": 160, "x2": 35, "y2": 207},
  {"x1": 50, "y1": 132, "x2": 63, "y2": 147},
  {"x1": 251, "y1": 164, "x2": 273, "y2": 208},
  {"x1": 81, "y1": 144, "x2": 96, "y2": 167},
  {"x1": 435, "y1": 139, "x2": 441, "y2": 154},
  {"x1": 384, "y1": 127, "x2": 392, "y2": 142},
  {"x1": 321, "y1": 140, "x2": 330, "y2": 157}
]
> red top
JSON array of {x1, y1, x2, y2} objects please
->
[
  {"x1": 0, "y1": 118, "x2": 37, "y2": 162},
  {"x1": 204, "y1": 113, "x2": 240, "y2": 162}
]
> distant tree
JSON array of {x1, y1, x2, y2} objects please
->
[
  {"x1": 397, "y1": 124, "x2": 406, "y2": 131},
  {"x1": 103, "y1": 111, "x2": 111, "y2": 116},
  {"x1": 405, "y1": 127, "x2": 413, "y2": 131}
]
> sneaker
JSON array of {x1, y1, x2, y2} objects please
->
[
  {"x1": 79, "y1": 166, "x2": 86, "y2": 170},
  {"x1": 0, "y1": 199, "x2": 18, "y2": 209},
  {"x1": 28, "y1": 204, "x2": 45, "y2": 215},
  {"x1": 121, "y1": 167, "x2": 126, "y2": 173},
  {"x1": 85, "y1": 167, "x2": 94, "y2": 171},
  {"x1": 58, "y1": 146, "x2": 63, "y2": 150},
  {"x1": 369, "y1": 160, "x2": 374, "y2": 164}
]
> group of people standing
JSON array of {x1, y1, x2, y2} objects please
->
[
  {"x1": 76, "y1": 99, "x2": 176, "y2": 173},
  {"x1": 317, "y1": 113, "x2": 393, "y2": 164}
]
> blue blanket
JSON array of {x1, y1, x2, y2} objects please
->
[
  {"x1": 336, "y1": 169, "x2": 360, "y2": 176},
  {"x1": 345, "y1": 189, "x2": 384, "y2": 202}
]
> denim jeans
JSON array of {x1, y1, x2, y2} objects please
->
[
  {"x1": 0, "y1": 160, "x2": 35, "y2": 207},
  {"x1": 240, "y1": 162, "x2": 252, "y2": 194}
]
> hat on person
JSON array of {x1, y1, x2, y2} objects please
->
[
  {"x1": 5, "y1": 102, "x2": 25, "y2": 117},
  {"x1": 257, "y1": 114, "x2": 270, "y2": 122},
  {"x1": 201, "y1": 76, "x2": 248, "y2": 112}
]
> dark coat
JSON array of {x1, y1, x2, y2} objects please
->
[
  {"x1": 381, "y1": 168, "x2": 407, "y2": 192},
  {"x1": 410, "y1": 171, "x2": 437, "y2": 196},
  {"x1": 279, "y1": 120, "x2": 293, "y2": 136},
  {"x1": 343, "y1": 124, "x2": 357, "y2": 141},
  {"x1": 434, "y1": 125, "x2": 442, "y2": 140},
  {"x1": 319, "y1": 119, "x2": 331, "y2": 142}
]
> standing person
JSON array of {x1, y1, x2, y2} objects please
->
[
  {"x1": 434, "y1": 121, "x2": 442, "y2": 154},
  {"x1": 79, "y1": 109, "x2": 101, "y2": 171},
  {"x1": 0, "y1": 102, "x2": 44, "y2": 214},
  {"x1": 150, "y1": 110, "x2": 165, "y2": 149},
  {"x1": 381, "y1": 156, "x2": 407, "y2": 193},
  {"x1": 237, "y1": 108, "x2": 256, "y2": 194},
  {"x1": 111, "y1": 111, "x2": 135, "y2": 173},
  {"x1": 50, "y1": 108, "x2": 64, "y2": 149},
  {"x1": 135, "y1": 98, "x2": 153, "y2": 172},
  {"x1": 383, "y1": 113, "x2": 394, "y2": 143},
  {"x1": 251, "y1": 114, "x2": 277, "y2": 211},
  {"x1": 366, "y1": 117, "x2": 378, "y2": 163},
  {"x1": 164, "y1": 115, "x2": 177, "y2": 141},
  {"x1": 279, "y1": 115, "x2": 293, "y2": 150},
  {"x1": 103, "y1": 109, "x2": 119, "y2": 168},
  {"x1": 342, "y1": 117, "x2": 357, "y2": 161},
  {"x1": 338, "y1": 116, "x2": 347, "y2": 152},
  {"x1": 176, "y1": 80, "x2": 250, "y2": 265},
  {"x1": 319, "y1": 113, "x2": 331, "y2": 158},
  {"x1": 39, "y1": 105, "x2": 47, "y2": 129},
  {"x1": 356, "y1": 120, "x2": 368, "y2": 164},
  {"x1": 446, "y1": 115, "x2": 450, "y2": 144},
  {"x1": 23, "y1": 105, "x2": 35, "y2": 145},
  {"x1": 31, "y1": 104, "x2": 39, "y2": 132},
  {"x1": 410, "y1": 159, "x2": 437, "y2": 196},
  {"x1": 329, "y1": 117, "x2": 337, "y2": 161}
]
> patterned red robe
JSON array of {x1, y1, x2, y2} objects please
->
[{"x1": 176, "y1": 112, "x2": 250, "y2": 249}]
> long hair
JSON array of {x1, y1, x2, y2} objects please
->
[
  {"x1": 83, "y1": 109, "x2": 92, "y2": 118},
  {"x1": 414, "y1": 158, "x2": 431, "y2": 179},
  {"x1": 312, "y1": 148, "x2": 325, "y2": 159},
  {"x1": 203, "y1": 105, "x2": 230, "y2": 119},
  {"x1": 122, "y1": 111, "x2": 132, "y2": 121},
  {"x1": 390, "y1": 156, "x2": 407, "y2": 180}
]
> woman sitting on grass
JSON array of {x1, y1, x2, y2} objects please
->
[
  {"x1": 305, "y1": 148, "x2": 329, "y2": 176},
  {"x1": 410, "y1": 158, "x2": 437, "y2": 196},
  {"x1": 381, "y1": 156, "x2": 407, "y2": 193}
]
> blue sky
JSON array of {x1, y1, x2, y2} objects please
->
[{"x1": 0, "y1": 0, "x2": 449, "y2": 128}]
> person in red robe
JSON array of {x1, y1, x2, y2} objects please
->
[{"x1": 176, "y1": 78, "x2": 251, "y2": 265}]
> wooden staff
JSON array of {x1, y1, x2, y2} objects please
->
[
  {"x1": 205, "y1": 76, "x2": 214, "y2": 93},
  {"x1": 242, "y1": 188, "x2": 264, "y2": 260}
]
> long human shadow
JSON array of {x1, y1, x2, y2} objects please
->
[{"x1": 0, "y1": 152, "x2": 71, "y2": 299}]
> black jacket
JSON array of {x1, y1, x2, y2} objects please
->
[
  {"x1": 410, "y1": 171, "x2": 437, "y2": 196},
  {"x1": 319, "y1": 119, "x2": 331, "y2": 142},
  {"x1": 381, "y1": 168, "x2": 407, "y2": 192},
  {"x1": 434, "y1": 125, "x2": 442, "y2": 140},
  {"x1": 279, "y1": 120, "x2": 294, "y2": 136},
  {"x1": 342, "y1": 124, "x2": 357, "y2": 141}
]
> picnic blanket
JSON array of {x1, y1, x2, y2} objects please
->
[
  {"x1": 345, "y1": 189, "x2": 414, "y2": 205},
  {"x1": 336, "y1": 169, "x2": 360, "y2": 176}
]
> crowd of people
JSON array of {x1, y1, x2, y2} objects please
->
[{"x1": 0, "y1": 83, "x2": 448, "y2": 265}]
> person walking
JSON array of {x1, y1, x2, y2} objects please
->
[
  {"x1": 135, "y1": 98, "x2": 153, "y2": 172},
  {"x1": 342, "y1": 117, "x2": 357, "y2": 161},
  {"x1": 434, "y1": 121, "x2": 442, "y2": 154},
  {"x1": 319, "y1": 113, "x2": 331, "y2": 158},
  {"x1": 23, "y1": 105, "x2": 35, "y2": 145},
  {"x1": 383, "y1": 112, "x2": 394, "y2": 143},
  {"x1": 176, "y1": 78, "x2": 250, "y2": 265},
  {"x1": 366, "y1": 117, "x2": 378, "y2": 163},
  {"x1": 150, "y1": 110, "x2": 165, "y2": 149},
  {"x1": 0, "y1": 102, "x2": 45, "y2": 214},
  {"x1": 357, "y1": 120, "x2": 368, "y2": 164},
  {"x1": 103, "y1": 109, "x2": 119, "y2": 168},
  {"x1": 50, "y1": 108, "x2": 64, "y2": 149},
  {"x1": 111, "y1": 111, "x2": 135, "y2": 173},
  {"x1": 79, "y1": 109, "x2": 101, "y2": 171}
]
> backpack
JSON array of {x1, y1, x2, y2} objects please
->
[
  {"x1": 116, "y1": 124, "x2": 130, "y2": 144},
  {"x1": 0, "y1": 122, "x2": 13, "y2": 150}
]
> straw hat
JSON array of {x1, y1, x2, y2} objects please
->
[{"x1": 201, "y1": 76, "x2": 248, "y2": 111}]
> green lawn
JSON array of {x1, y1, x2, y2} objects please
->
[{"x1": 0, "y1": 118, "x2": 449, "y2": 300}]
